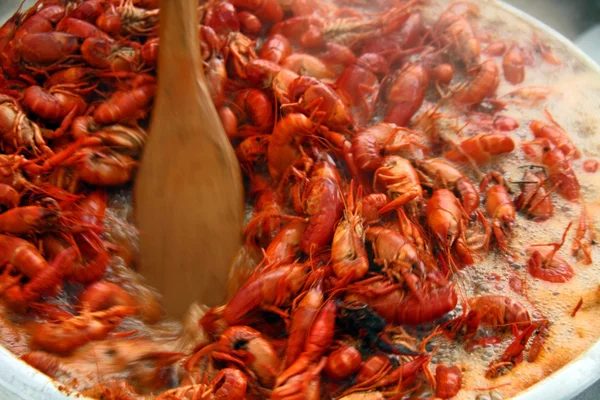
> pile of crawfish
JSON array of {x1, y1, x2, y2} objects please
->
[{"x1": 0, "y1": 0, "x2": 597, "y2": 399}]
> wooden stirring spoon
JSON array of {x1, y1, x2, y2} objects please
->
[{"x1": 134, "y1": 0, "x2": 244, "y2": 318}]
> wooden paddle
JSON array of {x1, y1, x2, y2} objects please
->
[{"x1": 134, "y1": 0, "x2": 244, "y2": 318}]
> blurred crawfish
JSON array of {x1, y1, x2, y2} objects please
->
[
  {"x1": 0, "y1": 94, "x2": 48, "y2": 154},
  {"x1": 480, "y1": 171, "x2": 516, "y2": 253}
]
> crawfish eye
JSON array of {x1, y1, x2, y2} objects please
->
[{"x1": 233, "y1": 339, "x2": 249, "y2": 350}]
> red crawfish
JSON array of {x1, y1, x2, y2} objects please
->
[
  {"x1": 433, "y1": 2, "x2": 480, "y2": 67},
  {"x1": 157, "y1": 369, "x2": 247, "y2": 400},
  {"x1": 260, "y1": 33, "x2": 291, "y2": 64},
  {"x1": 380, "y1": 63, "x2": 429, "y2": 127},
  {"x1": 267, "y1": 113, "x2": 315, "y2": 180},
  {"x1": 324, "y1": 344, "x2": 362, "y2": 381},
  {"x1": 445, "y1": 133, "x2": 516, "y2": 165},
  {"x1": 332, "y1": 183, "x2": 369, "y2": 283},
  {"x1": 365, "y1": 226, "x2": 431, "y2": 300},
  {"x1": 572, "y1": 206, "x2": 595, "y2": 265},
  {"x1": 523, "y1": 139, "x2": 582, "y2": 201},
  {"x1": 30, "y1": 305, "x2": 137, "y2": 354},
  {"x1": 415, "y1": 158, "x2": 480, "y2": 215},
  {"x1": 187, "y1": 326, "x2": 280, "y2": 388},
  {"x1": 282, "y1": 53, "x2": 336, "y2": 81},
  {"x1": 219, "y1": 263, "x2": 309, "y2": 327},
  {"x1": 352, "y1": 123, "x2": 416, "y2": 172},
  {"x1": 527, "y1": 223, "x2": 575, "y2": 283},
  {"x1": 287, "y1": 75, "x2": 355, "y2": 132},
  {"x1": 81, "y1": 37, "x2": 143, "y2": 72},
  {"x1": 503, "y1": 42, "x2": 526, "y2": 84},
  {"x1": 13, "y1": 32, "x2": 80, "y2": 64},
  {"x1": 273, "y1": 301, "x2": 336, "y2": 397},
  {"x1": 436, "y1": 364, "x2": 463, "y2": 399},
  {"x1": 374, "y1": 155, "x2": 423, "y2": 215},
  {"x1": 92, "y1": 84, "x2": 156, "y2": 125},
  {"x1": 480, "y1": 171, "x2": 516, "y2": 252},
  {"x1": 283, "y1": 278, "x2": 324, "y2": 369},
  {"x1": 530, "y1": 115, "x2": 581, "y2": 159},
  {"x1": 454, "y1": 60, "x2": 500, "y2": 105},
  {"x1": 347, "y1": 277, "x2": 458, "y2": 325},
  {"x1": 336, "y1": 53, "x2": 389, "y2": 127},
  {"x1": 22, "y1": 85, "x2": 86, "y2": 122},
  {"x1": 0, "y1": 95, "x2": 48, "y2": 154},
  {"x1": 514, "y1": 167, "x2": 554, "y2": 221},
  {"x1": 297, "y1": 154, "x2": 344, "y2": 254}
]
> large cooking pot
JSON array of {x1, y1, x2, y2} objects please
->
[{"x1": 0, "y1": 0, "x2": 599, "y2": 399}]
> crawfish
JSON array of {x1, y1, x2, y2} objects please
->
[
  {"x1": 348, "y1": 277, "x2": 458, "y2": 325},
  {"x1": 467, "y1": 295, "x2": 531, "y2": 331},
  {"x1": 56, "y1": 17, "x2": 112, "y2": 40},
  {"x1": 426, "y1": 188, "x2": 472, "y2": 263},
  {"x1": 436, "y1": 364, "x2": 463, "y2": 399},
  {"x1": 0, "y1": 205, "x2": 60, "y2": 235},
  {"x1": 71, "y1": 116, "x2": 147, "y2": 157},
  {"x1": 445, "y1": 133, "x2": 515, "y2": 165},
  {"x1": 287, "y1": 76, "x2": 355, "y2": 132},
  {"x1": 4, "y1": 247, "x2": 76, "y2": 312},
  {"x1": 534, "y1": 140, "x2": 580, "y2": 201},
  {"x1": 0, "y1": 234, "x2": 52, "y2": 278},
  {"x1": 188, "y1": 326, "x2": 280, "y2": 388},
  {"x1": 527, "y1": 223, "x2": 575, "y2": 283},
  {"x1": 415, "y1": 158, "x2": 480, "y2": 215},
  {"x1": 352, "y1": 123, "x2": 396, "y2": 172},
  {"x1": 297, "y1": 155, "x2": 344, "y2": 254},
  {"x1": 243, "y1": 173, "x2": 286, "y2": 248},
  {"x1": 375, "y1": 155, "x2": 423, "y2": 215},
  {"x1": 0, "y1": 95, "x2": 47, "y2": 154},
  {"x1": 0, "y1": 183, "x2": 19, "y2": 209},
  {"x1": 480, "y1": 172, "x2": 516, "y2": 252},
  {"x1": 220, "y1": 263, "x2": 309, "y2": 326},
  {"x1": 22, "y1": 85, "x2": 86, "y2": 122},
  {"x1": 267, "y1": 113, "x2": 314, "y2": 180},
  {"x1": 108, "y1": 0, "x2": 159, "y2": 36},
  {"x1": 366, "y1": 227, "x2": 430, "y2": 300},
  {"x1": 282, "y1": 53, "x2": 336, "y2": 81},
  {"x1": 454, "y1": 60, "x2": 500, "y2": 105},
  {"x1": 158, "y1": 369, "x2": 247, "y2": 400},
  {"x1": 263, "y1": 219, "x2": 307, "y2": 264},
  {"x1": 232, "y1": 88, "x2": 274, "y2": 134},
  {"x1": 381, "y1": 63, "x2": 429, "y2": 127},
  {"x1": 336, "y1": 53, "x2": 388, "y2": 127},
  {"x1": 284, "y1": 279, "x2": 324, "y2": 369},
  {"x1": 275, "y1": 301, "x2": 336, "y2": 388},
  {"x1": 530, "y1": 116, "x2": 581, "y2": 159},
  {"x1": 13, "y1": 32, "x2": 80, "y2": 64},
  {"x1": 81, "y1": 37, "x2": 143, "y2": 72},
  {"x1": 93, "y1": 84, "x2": 156, "y2": 125},
  {"x1": 358, "y1": 193, "x2": 389, "y2": 226},
  {"x1": 223, "y1": 32, "x2": 258, "y2": 80},
  {"x1": 503, "y1": 42, "x2": 526, "y2": 84},
  {"x1": 342, "y1": 354, "x2": 430, "y2": 396},
  {"x1": 433, "y1": 3, "x2": 480, "y2": 66},
  {"x1": 514, "y1": 167, "x2": 553, "y2": 221},
  {"x1": 331, "y1": 183, "x2": 369, "y2": 282},
  {"x1": 30, "y1": 305, "x2": 136, "y2": 354},
  {"x1": 63, "y1": 147, "x2": 137, "y2": 187},
  {"x1": 260, "y1": 33, "x2": 292, "y2": 64},
  {"x1": 572, "y1": 206, "x2": 595, "y2": 265}
]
